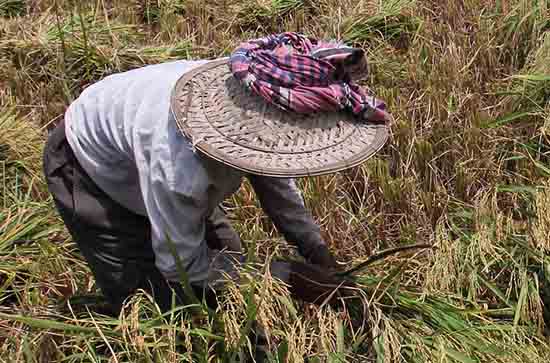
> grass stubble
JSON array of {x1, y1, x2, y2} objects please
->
[{"x1": 0, "y1": 0, "x2": 549, "y2": 362}]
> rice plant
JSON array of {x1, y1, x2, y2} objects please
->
[
  {"x1": 2, "y1": 0, "x2": 550, "y2": 362},
  {"x1": 0, "y1": 0, "x2": 25, "y2": 18},
  {"x1": 342, "y1": 0, "x2": 420, "y2": 45}
]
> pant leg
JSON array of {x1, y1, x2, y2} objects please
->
[{"x1": 43, "y1": 121, "x2": 189, "y2": 313}]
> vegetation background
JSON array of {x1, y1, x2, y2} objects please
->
[{"x1": 1, "y1": 0, "x2": 549, "y2": 362}]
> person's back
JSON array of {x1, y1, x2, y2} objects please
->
[{"x1": 65, "y1": 59, "x2": 212, "y2": 214}]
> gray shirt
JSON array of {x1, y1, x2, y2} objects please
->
[{"x1": 64, "y1": 60, "x2": 325, "y2": 285}]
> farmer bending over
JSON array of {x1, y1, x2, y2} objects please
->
[{"x1": 43, "y1": 33, "x2": 390, "y2": 315}]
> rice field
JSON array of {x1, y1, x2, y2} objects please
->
[{"x1": 1, "y1": 0, "x2": 550, "y2": 362}]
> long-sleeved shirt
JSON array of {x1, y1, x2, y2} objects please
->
[{"x1": 64, "y1": 59, "x2": 326, "y2": 285}]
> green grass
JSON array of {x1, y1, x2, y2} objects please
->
[{"x1": 1, "y1": 0, "x2": 550, "y2": 362}]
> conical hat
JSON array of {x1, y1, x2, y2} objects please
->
[{"x1": 170, "y1": 59, "x2": 389, "y2": 178}]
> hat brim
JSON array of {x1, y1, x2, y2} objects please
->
[{"x1": 170, "y1": 59, "x2": 389, "y2": 178}]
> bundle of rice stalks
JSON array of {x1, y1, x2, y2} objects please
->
[
  {"x1": 487, "y1": 2, "x2": 549, "y2": 122},
  {"x1": 0, "y1": 0, "x2": 25, "y2": 18},
  {"x1": 0, "y1": 107, "x2": 73, "y2": 320},
  {"x1": 133, "y1": 0, "x2": 185, "y2": 25},
  {"x1": 270, "y1": 0, "x2": 305, "y2": 16},
  {"x1": 494, "y1": 0, "x2": 550, "y2": 71},
  {"x1": 342, "y1": 0, "x2": 420, "y2": 46},
  {"x1": 231, "y1": 0, "x2": 310, "y2": 33},
  {"x1": 510, "y1": 33, "x2": 550, "y2": 113},
  {"x1": 0, "y1": 107, "x2": 45, "y2": 198},
  {"x1": 0, "y1": 9, "x2": 194, "y2": 123},
  {"x1": 340, "y1": 246, "x2": 548, "y2": 363},
  {"x1": 44, "y1": 12, "x2": 193, "y2": 84},
  {"x1": 484, "y1": 32, "x2": 550, "y2": 182}
]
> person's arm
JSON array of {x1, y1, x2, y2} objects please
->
[
  {"x1": 146, "y1": 178, "x2": 211, "y2": 286},
  {"x1": 248, "y1": 176, "x2": 338, "y2": 269}
]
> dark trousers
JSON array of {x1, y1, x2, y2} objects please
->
[{"x1": 43, "y1": 121, "x2": 242, "y2": 314}]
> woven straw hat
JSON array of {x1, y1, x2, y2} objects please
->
[{"x1": 170, "y1": 59, "x2": 389, "y2": 178}]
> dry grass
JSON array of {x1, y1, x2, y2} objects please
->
[{"x1": 1, "y1": 0, "x2": 550, "y2": 362}]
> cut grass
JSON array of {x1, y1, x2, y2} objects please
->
[
  {"x1": 342, "y1": 0, "x2": 420, "y2": 46},
  {"x1": 0, "y1": 0, "x2": 25, "y2": 18}
]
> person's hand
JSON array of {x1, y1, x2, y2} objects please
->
[
  {"x1": 287, "y1": 261, "x2": 354, "y2": 306},
  {"x1": 307, "y1": 244, "x2": 339, "y2": 271}
]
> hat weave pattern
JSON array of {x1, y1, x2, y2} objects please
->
[{"x1": 171, "y1": 59, "x2": 388, "y2": 177}]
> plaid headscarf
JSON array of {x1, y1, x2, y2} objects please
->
[{"x1": 228, "y1": 32, "x2": 390, "y2": 123}]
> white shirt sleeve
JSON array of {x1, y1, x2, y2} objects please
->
[
  {"x1": 146, "y1": 177, "x2": 211, "y2": 284},
  {"x1": 143, "y1": 121, "x2": 214, "y2": 285}
]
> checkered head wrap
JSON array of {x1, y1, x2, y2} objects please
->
[{"x1": 228, "y1": 32, "x2": 390, "y2": 123}]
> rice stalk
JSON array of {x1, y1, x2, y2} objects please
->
[
  {"x1": 342, "y1": 0, "x2": 420, "y2": 45},
  {"x1": 531, "y1": 182, "x2": 550, "y2": 252},
  {"x1": 2, "y1": 1, "x2": 550, "y2": 362},
  {"x1": 0, "y1": 0, "x2": 25, "y2": 18}
]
